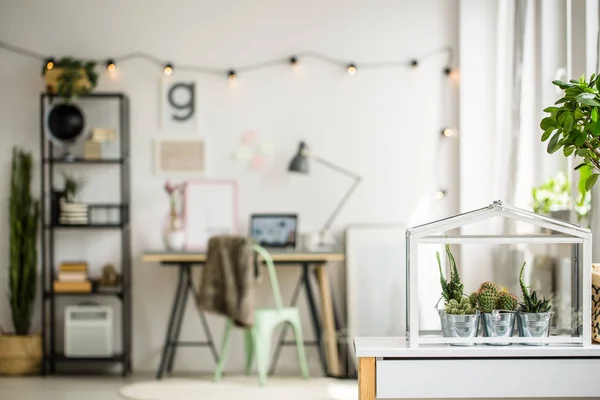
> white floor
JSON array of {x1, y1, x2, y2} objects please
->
[{"x1": 0, "y1": 375, "x2": 357, "y2": 400}]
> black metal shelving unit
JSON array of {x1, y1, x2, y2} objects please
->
[{"x1": 40, "y1": 92, "x2": 132, "y2": 376}]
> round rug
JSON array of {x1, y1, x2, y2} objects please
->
[{"x1": 119, "y1": 377, "x2": 356, "y2": 400}]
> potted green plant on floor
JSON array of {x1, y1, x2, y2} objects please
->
[
  {"x1": 475, "y1": 281, "x2": 518, "y2": 345},
  {"x1": 517, "y1": 262, "x2": 553, "y2": 345},
  {"x1": 436, "y1": 245, "x2": 479, "y2": 345},
  {"x1": 0, "y1": 148, "x2": 41, "y2": 375}
]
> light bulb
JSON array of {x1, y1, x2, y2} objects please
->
[
  {"x1": 228, "y1": 70, "x2": 236, "y2": 81},
  {"x1": 442, "y1": 128, "x2": 454, "y2": 138},
  {"x1": 434, "y1": 190, "x2": 447, "y2": 200},
  {"x1": 106, "y1": 59, "x2": 116, "y2": 72},
  {"x1": 347, "y1": 64, "x2": 357, "y2": 75},
  {"x1": 45, "y1": 58, "x2": 55, "y2": 70},
  {"x1": 164, "y1": 64, "x2": 173, "y2": 76},
  {"x1": 443, "y1": 66, "x2": 453, "y2": 76},
  {"x1": 289, "y1": 56, "x2": 298, "y2": 66},
  {"x1": 410, "y1": 59, "x2": 419, "y2": 68}
]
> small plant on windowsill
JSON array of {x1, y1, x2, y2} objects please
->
[{"x1": 540, "y1": 74, "x2": 600, "y2": 192}]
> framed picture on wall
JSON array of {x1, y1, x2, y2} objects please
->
[
  {"x1": 183, "y1": 180, "x2": 238, "y2": 250},
  {"x1": 160, "y1": 75, "x2": 201, "y2": 132},
  {"x1": 154, "y1": 138, "x2": 206, "y2": 175}
]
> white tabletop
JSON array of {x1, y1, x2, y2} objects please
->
[{"x1": 354, "y1": 336, "x2": 600, "y2": 358}]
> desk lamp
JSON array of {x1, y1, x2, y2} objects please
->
[{"x1": 288, "y1": 141, "x2": 362, "y2": 249}]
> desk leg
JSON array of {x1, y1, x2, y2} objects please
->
[
  {"x1": 358, "y1": 357, "x2": 376, "y2": 400},
  {"x1": 302, "y1": 263, "x2": 328, "y2": 374},
  {"x1": 166, "y1": 266, "x2": 192, "y2": 373},
  {"x1": 156, "y1": 264, "x2": 188, "y2": 380},
  {"x1": 315, "y1": 264, "x2": 341, "y2": 377}
]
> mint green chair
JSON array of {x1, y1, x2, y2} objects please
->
[{"x1": 214, "y1": 244, "x2": 309, "y2": 385}]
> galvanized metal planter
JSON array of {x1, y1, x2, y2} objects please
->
[
  {"x1": 406, "y1": 200, "x2": 592, "y2": 348},
  {"x1": 444, "y1": 313, "x2": 480, "y2": 346},
  {"x1": 481, "y1": 311, "x2": 516, "y2": 346},
  {"x1": 517, "y1": 312, "x2": 552, "y2": 346}
]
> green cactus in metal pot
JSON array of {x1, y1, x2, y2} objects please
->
[
  {"x1": 496, "y1": 288, "x2": 518, "y2": 311},
  {"x1": 477, "y1": 281, "x2": 499, "y2": 313},
  {"x1": 436, "y1": 245, "x2": 464, "y2": 304}
]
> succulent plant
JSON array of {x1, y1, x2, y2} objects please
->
[
  {"x1": 445, "y1": 297, "x2": 475, "y2": 315},
  {"x1": 436, "y1": 244, "x2": 464, "y2": 304},
  {"x1": 477, "y1": 281, "x2": 499, "y2": 313},
  {"x1": 518, "y1": 262, "x2": 552, "y2": 313},
  {"x1": 468, "y1": 291, "x2": 479, "y2": 308},
  {"x1": 496, "y1": 288, "x2": 518, "y2": 311}
]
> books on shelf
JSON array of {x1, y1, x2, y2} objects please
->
[{"x1": 54, "y1": 262, "x2": 91, "y2": 293}]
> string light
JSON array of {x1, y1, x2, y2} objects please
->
[
  {"x1": 289, "y1": 56, "x2": 298, "y2": 66},
  {"x1": 228, "y1": 70, "x2": 236, "y2": 81},
  {"x1": 441, "y1": 128, "x2": 455, "y2": 138},
  {"x1": 164, "y1": 64, "x2": 173, "y2": 76},
  {"x1": 106, "y1": 59, "x2": 116, "y2": 72},
  {"x1": 347, "y1": 64, "x2": 357, "y2": 75},
  {"x1": 410, "y1": 59, "x2": 419, "y2": 68},
  {"x1": 443, "y1": 66, "x2": 453, "y2": 76},
  {"x1": 434, "y1": 190, "x2": 447, "y2": 200},
  {"x1": 45, "y1": 58, "x2": 54, "y2": 71}
]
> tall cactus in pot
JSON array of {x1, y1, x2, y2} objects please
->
[{"x1": 9, "y1": 147, "x2": 39, "y2": 335}]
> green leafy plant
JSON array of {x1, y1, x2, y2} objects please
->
[
  {"x1": 518, "y1": 262, "x2": 552, "y2": 313},
  {"x1": 436, "y1": 244, "x2": 463, "y2": 304},
  {"x1": 532, "y1": 172, "x2": 591, "y2": 224},
  {"x1": 9, "y1": 148, "x2": 40, "y2": 335},
  {"x1": 540, "y1": 74, "x2": 600, "y2": 192},
  {"x1": 43, "y1": 57, "x2": 98, "y2": 100},
  {"x1": 62, "y1": 172, "x2": 85, "y2": 202}
]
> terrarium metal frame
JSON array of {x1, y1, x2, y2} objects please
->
[{"x1": 405, "y1": 200, "x2": 592, "y2": 348}]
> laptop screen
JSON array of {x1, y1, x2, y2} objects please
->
[{"x1": 250, "y1": 214, "x2": 298, "y2": 248}]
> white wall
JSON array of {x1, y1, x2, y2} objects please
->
[{"x1": 0, "y1": 0, "x2": 458, "y2": 373}]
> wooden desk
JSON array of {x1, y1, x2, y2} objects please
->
[{"x1": 143, "y1": 250, "x2": 344, "y2": 379}]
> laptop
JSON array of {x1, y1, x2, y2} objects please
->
[{"x1": 250, "y1": 214, "x2": 298, "y2": 250}]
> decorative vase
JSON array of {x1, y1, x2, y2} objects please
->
[
  {"x1": 165, "y1": 230, "x2": 185, "y2": 251},
  {"x1": 443, "y1": 313, "x2": 480, "y2": 346},
  {"x1": 517, "y1": 311, "x2": 552, "y2": 346},
  {"x1": 0, "y1": 333, "x2": 42, "y2": 375},
  {"x1": 481, "y1": 311, "x2": 516, "y2": 346}
]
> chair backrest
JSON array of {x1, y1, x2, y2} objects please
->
[{"x1": 252, "y1": 244, "x2": 284, "y2": 310}]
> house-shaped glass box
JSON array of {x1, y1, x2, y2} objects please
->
[{"x1": 405, "y1": 200, "x2": 592, "y2": 348}]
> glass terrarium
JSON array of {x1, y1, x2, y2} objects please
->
[{"x1": 405, "y1": 200, "x2": 592, "y2": 348}]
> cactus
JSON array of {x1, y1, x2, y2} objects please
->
[
  {"x1": 445, "y1": 297, "x2": 475, "y2": 315},
  {"x1": 518, "y1": 262, "x2": 552, "y2": 313},
  {"x1": 468, "y1": 291, "x2": 479, "y2": 308},
  {"x1": 496, "y1": 288, "x2": 518, "y2": 311},
  {"x1": 9, "y1": 147, "x2": 40, "y2": 335},
  {"x1": 436, "y1": 244, "x2": 464, "y2": 303},
  {"x1": 477, "y1": 281, "x2": 499, "y2": 313}
]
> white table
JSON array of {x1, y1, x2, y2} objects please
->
[{"x1": 354, "y1": 337, "x2": 600, "y2": 399}]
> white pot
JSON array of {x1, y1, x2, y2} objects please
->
[{"x1": 166, "y1": 231, "x2": 186, "y2": 251}]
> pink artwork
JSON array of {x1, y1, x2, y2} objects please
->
[
  {"x1": 232, "y1": 130, "x2": 274, "y2": 171},
  {"x1": 250, "y1": 155, "x2": 265, "y2": 170},
  {"x1": 242, "y1": 130, "x2": 257, "y2": 145}
]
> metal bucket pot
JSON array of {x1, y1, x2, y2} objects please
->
[
  {"x1": 437, "y1": 308, "x2": 450, "y2": 337},
  {"x1": 481, "y1": 311, "x2": 516, "y2": 346},
  {"x1": 444, "y1": 313, "x2": 480, "y2": 346},
  {"x1": 517, "y1": 312, "x2": 552, "y2": 346}
]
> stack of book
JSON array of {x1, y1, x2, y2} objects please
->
[
  {"x1": 59, "y1": 201, "x2": 89, "y2": 225},
  {"x1": 53, "y1": 262, "x2": 92, "y2": 293},
  {"x1": 84, "y1": 128, "x2": 119, "y2": 160}
]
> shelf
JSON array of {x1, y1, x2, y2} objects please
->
[
  {"x1": 45, "y1": 223, "x2": 126, "y2": 229},
  {"x1": 52, "y1": 353, "x2": 125, "y2": 362},
  {"x1": 44, "y1": 158, "x2": 124, "y2": 164},
  {"x1": 45, "y1": 289, "x2": 123, "y2": 299},
  {"x1": 419, "y1": 234, "x2": 584, "y2": 244},
  {"x1": 42, "y1": 92, "x2": 126, "y2": 99}
]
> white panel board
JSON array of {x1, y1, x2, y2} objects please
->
[{"x1": 346, "y1": 225, "x2": 406, "y2": 344}]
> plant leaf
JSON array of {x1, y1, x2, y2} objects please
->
[
  {"x1": 541, "y1": 128, "x2": 554, "y2": 142},
  {"x1": 575, "y1": 163, "x2": 588, "y2": 170},
  {"x1": 575, "y1": 108, "x2": 584, "y2": 120},
  {"x1": 575, "y1": 131, "x2": 587, "y2": 146},
  {"x1": 576, "y1": 92, "x2": 600, "y2": 107},
  {"x1": 585, "y1": 173, "x2": 599, "y2": 191},
  {"x1": 540, "y1": 117, "x2": 557, "y2": 131},
  {"x1": 544, "y1": 106, "x2": 559, "y2": 114},
  {"x1": 547, "y1": 133, "x2": 561, "y2": 154},
  {"x1": 564, "y1": 113, "x2": 574, "y2": 132}
]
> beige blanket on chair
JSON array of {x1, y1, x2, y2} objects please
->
[{"x1": 197, "y1": 235, "x2": 257, "y2": 328}]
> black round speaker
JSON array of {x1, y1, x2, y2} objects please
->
[{"x1": 47, "y1": 103, "x2": 84, "y2": 142}]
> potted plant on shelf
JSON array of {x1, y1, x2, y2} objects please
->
[
  {"x1": 164, "y1": 181, "x2": 186, "y2": 251},
  {"x1": 517, "y1": 262, "x2": 553, "y2": 345},
  {"x1": 475, "y1": 281, "x2": 518, "y2": 346},
  {"x1": 42, "y1": 57, "x2": 98, "y2": 101},
  {"x1": 540, "y1": 74, "x2": 600, "y2": 192},
  {"x1": 0, "y1": 148, "x2": 41, "y2": 375},
  {"x1": 436, "y1": 245, "x2": 480, "y2": 346}
]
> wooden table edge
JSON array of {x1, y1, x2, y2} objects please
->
[{"x1": 141, "y1": 253, "x2": 345, "y2": 263}]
